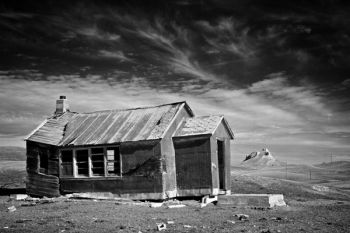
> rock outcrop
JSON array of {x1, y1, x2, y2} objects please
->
[{"x1": 241, "y1": 148, "x2": 283, "y2": 167}]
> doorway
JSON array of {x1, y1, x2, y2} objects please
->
[{"x1": 217, "y1": 140, "x2": 225, "y2": 190}]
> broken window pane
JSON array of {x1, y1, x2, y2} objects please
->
[
  {"x1": 91, "y1": 148, "x2": 104, "y2": 176},
  {"x1": 61, "y1": 150, "x2": 73, "y2": 176},
  {"x1": 76, "y1": 149, "x2": 89, "y2": 176},
  {"x1": 106, "y1": 147, "x2": 121, "y2": 176}
]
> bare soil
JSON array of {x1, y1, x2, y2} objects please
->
[{"x1": 0, "y1": 196, "x2": 349, "y2": 233}]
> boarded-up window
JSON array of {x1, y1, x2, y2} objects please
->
[
  {"x1": 76, "y1": 149, "x2": 89, "y2": 176},
  {"x1": 106, "y1": 147, "x2": 121, "y2": 176},
  {"x1": 91, "y1": 148, "x2": 104, "y2": 176},
  {"x1": 61, "y1": 150, "x2": 73, "y2": 176},
  {"x1": 38, "y1": 148, "x2": 48, "y2": 174}
]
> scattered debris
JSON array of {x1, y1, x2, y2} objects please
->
[
  {"x1": 234, "y1": 214, "x2": 249, "y2": 221},
  {"x1": 167, "y1": 220, "x2": 175, "y2": 224},
  {"x1": 201, "y1": 195, "x2": 218, "y2": 208},
  {"x1": 156, "y1": 223, "x2": 166, "y2": 231},
  {"x1": 168, "y1": 204, "x2": 186, "y2": 208},
  {"x1": 20, "y1": 197, "x2": 56, "y2": 206},
  {"x1": 21, "y1": 202, "x2": 37, "y2": 207},
  {"x1": 40, "y1": 198, "x2": 55, "y2": 204},
  {"x1": 92, "y1": 218, "x2": 105, "y2": 223},
  {"x1": 10, "y1": 194, "x2": 28, "y2": 200},
  {"x1": 312, "y1": 185, "x2": 329, "y2": 192},
  {"x1": 271, "y1": 217, "x2": 283, "y2": 221},
  {"x1": 183, "y1": 225, "x2": 192, "y2": 228},
  {"x1": 261, "y1": 229, "x2": 271, "y2": 233},
  {"x1": 251, "y1": 207, "x2": 268, "y2": 210},
  {"x1": 150, "y1": 202, "x2": 163, "y2": 208},
  {"x1": 25, "y1": 197, "x2": 40, "y2": 202},
  {"x1": 7, "y1": 206, "x2": 16, "y2": 212},
  {"x1": 3, "y1": 226, "x2": 9, "y2": 229},
  {"x1": 227, "y1": 220, "x2": 236, "y2": 224},
  {"x1": 15, "y1": 219, "x2": 32, "y2": 223}
]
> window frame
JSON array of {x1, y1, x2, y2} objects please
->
[
  {"x1": 60, "y1": 149, "x2": 74, "y2": 177},
  {"x1": 90, "y1": 147, "x2": 106, "y2": 177},
  {"x1": 59, "y1": 145, "x2": 122, "y2": 178},
  {"x1": 106, "y1": 147, "x2": 122, "y2": 177},
  {"x1": 38, "y1": 147, "x2": 49, "y2": 174}
]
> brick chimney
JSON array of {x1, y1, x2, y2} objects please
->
[{"x1": 55, "y1": 96, "x2": 69, "y2": 114}]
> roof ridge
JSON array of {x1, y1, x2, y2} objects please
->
[
  {"x1": 192, "y1": 114, "x2": 223, "y2": 118},
  {"x1": 81, "y1": 101, "x2": 187, "y2": 114}
]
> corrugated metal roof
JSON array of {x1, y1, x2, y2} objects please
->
[
  {"x1": 26, "y1": 112, "x2": 77, "y2": 145},
  {"x1": 174, "y1": 115, "x2": 234, "y2": 139},
  {"x1": 27, "y1": 102, "x2": 191, "y2": 146}
]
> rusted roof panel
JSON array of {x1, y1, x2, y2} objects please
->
[
  {"x1": 27, "y1": 102, "x2": 190, "y2": 146},
  {"x1": 174, "y1": 115, "x2": 234, "y2": 139}
]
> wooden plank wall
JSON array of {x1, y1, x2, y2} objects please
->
[
  {"x1": 211, "y1": 122, "x2": 232, "y2": 192},
  {"x1": 174, "y1": 137, "x2": 212, "y2": 191},
  {"x1": 26, "y1": 172, "x2": 60, "y2": 197},
  {"x1": 160, "y1": 105, "x2": 192, "y2": 197},
  {"x1": 26, "y1": 141, "x2": 60, "y2": 197},
  {"x1": 60, "y1": 141, "x2": 164, "y2": 197}
]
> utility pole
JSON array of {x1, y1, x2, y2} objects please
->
[
  {"x1": 285, "y1": 161, "x2": 288, "y2": 179},
  {"x1": 309, "y1": 169, "x2": 311, "y2": 180},
  {"x1": 330, "y1": 154, "x2": 333, "y2": 164}
]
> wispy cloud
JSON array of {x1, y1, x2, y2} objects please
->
[
  {"x1": 248, "y1": 72, "x2": 329, "y2": 117},
  {"x1": 197, "y1": 18, "x2": 255, "y2": 59},
  {"x1": 76, "y1": 27, "x2": 121, "y2": 41},
  {"x1": 137, "y1": 19, "x2": 222, "y2": 83},
  {"x1": 98, "y1": 50, "x2": 132, "y2": 62}
]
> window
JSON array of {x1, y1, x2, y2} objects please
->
[
  {"x1": 59, "y1": 146, "x2": 121, "y2": 178},
  {"x1": 76, "y1": 149, "x2": 89, "y2": 176},
  {"x1": 38, "y1": 148, "x2": 48, "y2": 174},
  {"x1": 91, "y1": 148, "x2": 104, "y2": 176},
  {"x1": 106, "y1": 147, "x2": 121, "y2": 176},
  {"x1": 61, "y1": 150, "x2": 73, "y2": 176}
]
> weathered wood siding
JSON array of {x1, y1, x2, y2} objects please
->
[
  {"x1": 173, "y1": 136, "x2": 212, "y2": 196},
  {"x1": 210, "y1": 121, "x2": 232, "y2": 193},
  {"x1": 60, "y1": 142, "x2": 163, "y2": 198},
  {"x1": 26, "y1": 141, "x2": 60, "y2": 197},
  {"x1": 160, "y1": 104, "x2": 192, "y2": 198},
  {"x1": 26, "y1": 172, "x2": 60, "y2": 197}
]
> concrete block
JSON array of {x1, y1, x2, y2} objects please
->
[{"x1": 218, "y1": 194, "x2": 286, "y2": 208}]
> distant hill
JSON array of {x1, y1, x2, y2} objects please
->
[
  {"x1": 0, "y1": 146, "x2": 26, "y2": 161},
  {"x1": 241, "y1": 148, "x2": 285, "y2": 167},
  {"x1": 314, "y1": 161, "x2": 350, "y2": 169}
]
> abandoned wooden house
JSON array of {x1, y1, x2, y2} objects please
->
[{"x1": 25, "y1": 96, "x2": 234, "y2": 199}]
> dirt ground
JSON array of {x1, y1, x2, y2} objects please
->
[
  {"x1": 0, "y1": 195, "x2": 349, "y2": 233},
  {"x1": 1, "y1": 169, "x2": 350, "y2": 233}
]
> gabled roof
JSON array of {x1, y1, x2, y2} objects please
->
[
  {"x1": 174, "y1": 115, "x2": 234, "y2": 139},
  {"x1": 26, "y1": 102, "x2": 193, "y2": 146}
]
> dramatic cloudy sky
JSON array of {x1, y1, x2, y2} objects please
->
[{"x1": 1, "y1": 0, "x2": 350, "y2": 164}]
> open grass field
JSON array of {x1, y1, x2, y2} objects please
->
[
  {"x1": 232, "y1": 161, "x2": 350, "y2": 195},
  {"x1": 0, "y1": 146, "x2": 26, "y2": 190},
  {"x1": 0, "y1": 161, "x2": 26, "y2": 189}
]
